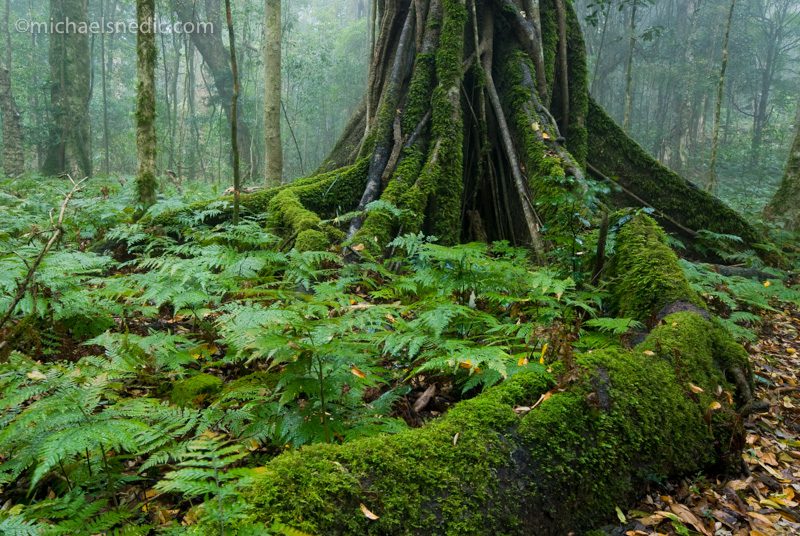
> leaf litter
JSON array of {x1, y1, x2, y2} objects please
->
[{"x1": 608, "y1": 307, "x2": 800, "y2": 536}]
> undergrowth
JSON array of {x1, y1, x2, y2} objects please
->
[{"x1": 0, "y1": 177, "x2": 797, "y2": 534}]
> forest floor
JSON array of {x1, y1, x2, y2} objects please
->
[{"x1": 611, "y1": 307, "x2": 800, "y2": 536}]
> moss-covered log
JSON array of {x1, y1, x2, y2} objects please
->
[{"x1": 226, "y1": 215, "x2": 750, "y2": 535}]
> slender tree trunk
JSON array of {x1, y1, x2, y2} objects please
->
[
  {"x1": 225, "y1": 0, "x2": 241, "y2": 224},
  {"x1": 43, "y1": 0, "x2": 92, "y2": 179},
  {"x1": 590, "y1": 0, "x2": 611, "y2": 94},
  {"x1": 135, "y1": 0, "x2": 158, "y2": 207},
  {"x1": 264, "y1": 0, "x2": 283, "y2": 186},
  {"x1": 100, "y1": 0, "x2": 110, "y2": 175},
  {"x1": 706, "y1": 0, "x2": 735, "y2": 193},
  {"x1": 622, "y1": 0, "x2": 637, "y2": 131},
  {"x1": 1, "y1": 0, "x2": 24, "y2": 177}
]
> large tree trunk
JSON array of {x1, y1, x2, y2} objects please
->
[
  {"x1": 43, "y1": 0, "x2": 92, "y2": 179},
  {"x1": 225, "y1": 0, "x2": 757, "y2": 258},
  {"x1": 263, "y1": 0, "x2": 283, "y2": 187},
  {"x1": 171, "y1": 0, "x2": 257, "y2": 181},
  {"x1": 154, "y1": 0, "x2": 760, "y2": 255},
  {"x1": 135, "y1": 0, "x2": 158, "y2": 208}
]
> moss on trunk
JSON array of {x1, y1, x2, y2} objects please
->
[{"x1": 227, "y1": 215, "x2": 749, "y2": 535}]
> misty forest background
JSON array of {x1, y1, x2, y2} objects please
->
[{"x1": 1, "y1": 0, "x2": 798, "y2": 213}]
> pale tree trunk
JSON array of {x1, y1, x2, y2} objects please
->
[
  {"x1": 1, "y1": 0, "x2": 24, "y2": 177},
  {"x1": 622, "y1": 0, "x2": 637, "y2": 131},
  {"x1": 706, "y1": 0, "x2": 735, "y2": 193},
  {"x1": 135, "y1": 0, "x2": 158, "y2": 207},
  {"x1": 764, "y1": 102, "x2": 800, "y2": 230},
  {"x1": 264, "y1": 0, "x2": 283, "y2": 186},
  {"x1": 43, "y1": 0, "x2": 92, "y2": 179}
]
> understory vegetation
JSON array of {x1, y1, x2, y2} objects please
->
[{"x1": 0, "y1": 175, "x2": 798, "y2": 534}]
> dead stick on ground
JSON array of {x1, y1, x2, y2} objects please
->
[{"x1": 0, "y1": 176, "x2": 87, "y2": 334}]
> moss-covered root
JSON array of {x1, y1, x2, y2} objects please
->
[
  {"x1": 586, "y1": 99, "x2": 762, "y2": 248},
  {"x1": 231, "y1": 214, "x2": 752, "y2": 534},
  {"x1": 238, "y1": 313, "x2": 745, "y2": 535},
  {"x1": 609, "y1": 213, "x2": 703, "y2": 324},
  {"x1": 146, "y1": 160, "x2": 368, "y2": 250}
]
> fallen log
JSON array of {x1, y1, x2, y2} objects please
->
[{"x1": 226, "y1": 214, "x2": 751, "y2": 535}]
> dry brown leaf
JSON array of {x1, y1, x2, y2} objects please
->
[{"x1": 669, "y1": 503, "x2": 712, "y2": 536}]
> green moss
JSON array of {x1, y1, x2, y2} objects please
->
[
  {"x1": 148, "y1": 160, "x2": 369, "y2": 232},
  {"x1": 242, "y1": 372, "x2": 554, "y2": 535},
  {"x1": 586, "y1": 100, "x2": 762, "y2": 248},
  {"x1": 295, "y1": 229, "x2": 330, "y2": 252},
  {"x1": 355, "y1": 149, "x2": 427, "y2": 254},
  {"x1": 402, "y1": 53, "x2": 437, "y2": 134},
  {"x1": 609, "y1": 214, "x2": 703, "y2": 323},
  {"x1": 517, "y1": 345, "x2": 719, "y2": 531},
  {"x1": 170, "y1": 373, "x2": 223, "y2": 407}
]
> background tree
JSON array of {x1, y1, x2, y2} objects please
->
[
  {"x1": 264, "y1": 0, "x2": 283, "y2": 186},
  {"x1": 136, "y1": 0, "x2": 158, "y2": 208},
  {"x1": 0, "y1": 0, "x2": 23, "y2": 177},
  {"x1": 42, "y1": 0, "x2": 92, "y2": 179},
  {"x1": 707, "y1": 0, "x2": 736, "y2": 193}
]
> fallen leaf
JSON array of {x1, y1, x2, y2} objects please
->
[
  {"x1": 360, "y1": 503, "x2": 379, "y2": 520},
  {"x1": 26, "y1": 370, "x2": 46, "y2": 381},
  {"x1": 668, "y1": 504, "x2": 711, "y2": 536},
  {"x1": 616, "y1": 506, "x2": 627, "y2": 523},
  {"x1": 351, "y1": 367, "x2": 366, "y2": 379},
  {"x1": 689, "y1": 383, "x2": 704, "y2": 394}
]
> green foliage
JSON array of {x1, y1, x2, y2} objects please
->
[{"x1": 682, "y1": 259, "x2": 800, "y2": 342}]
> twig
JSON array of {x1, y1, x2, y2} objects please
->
[{"x1": 0, "y1": 177, "x2": 87, "y2": 333}]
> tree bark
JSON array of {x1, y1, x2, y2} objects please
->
[
  {"x1": 135, "y1": 0, "x2": 158, "y2": 208},
  {"x1": 264, "y1": 0, "x2": 283, "y2": 187},
  {"x1": 43, "y1": 0, "x2": 92, "y2": 179},
  {"x1": 225, "y1": 0, "x2": 241, "y2": 224},
  {"x1": 0, "y1": 66, "x2": 23, "y2": 178}
]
